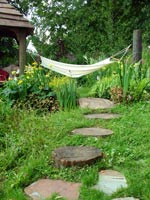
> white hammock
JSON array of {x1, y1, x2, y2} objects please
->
[
  {"x1": 27, "y1": 42, "x2": 130, "y2": 78},
  {"x1": 40, "y1": 56, "x2": 114, "y2": 78}
]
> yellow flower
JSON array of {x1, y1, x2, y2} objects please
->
[
  {"x1": 32, "y1": 62, "x2": 37, "y2": 65},
  {"x1": 18, "y1": 80, "x2": 23, "y2": 85},
  {"x1": 11, "y1": 71, "x2": 17, "y2": 75},
  {"x1": 8, "y1": 77, "x2": 12, "y2": 81}
]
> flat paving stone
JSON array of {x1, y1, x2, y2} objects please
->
[
  {"x1": 93, "y1": 170, "x2": 127, "y2": 195},
  {"x1": 52, "y1": 146, "x2": 103, "y2": 168},
  {"x1": 71, "y1": 127, "x2": 113, "y2": 137},
  {"x1": 85, "y1": 113, "x2": 121, "y2": 119},
  {"x1": 24, "y1": 179, "x2": 81, "y2": 200},
  {"x1": 112, "y1": 198, "x2": 139, "y2": 200},
  {"x1": 79, "y1": 98, "x2": 115, "y2": 109}
]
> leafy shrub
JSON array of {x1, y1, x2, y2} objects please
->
[
  {"x1": 89, "y1": 75, "x2": 119, "y2": 99},
  {"x1": 116, "y1": 60, "x2": 150, "y2": 102},
  {"x1": 0, "y1": 63, "x2": 57, "y2": 112},
  {"x1": 89, "y1": 55, "x2": 150, "y2": 103},
  {"x1": 1, "y1": 63, "x2": 78, "y2": 112}
]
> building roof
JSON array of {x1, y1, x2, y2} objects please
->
[{"x1": 0, "y1": 0, "x2": 34, "y2": 35}]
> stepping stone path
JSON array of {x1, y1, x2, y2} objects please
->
[
  {"x1": 79, "y1": 98, "x2": 115, "y2": 109},
  {"x1": 72, "y1": 127, "x2": 113, "y2": 137},
  {"x1": 52, "y1": 146, "x2": 103, "y2": 168},
  {"x1": 93, "y1": 170, "x2": 128, "y2": 195},
  {"x1": 112, "y1": 198, "x2": 139, "y2": 200},
  {"x1": 24, "y1": 98, "x2": 125, "y2": 200},
  {"x1": 24, "y1": 179, "x2": 81, "y2": 200},
  {"x1": 85, "y1": 113, "x2": 121, "y2": 119}
]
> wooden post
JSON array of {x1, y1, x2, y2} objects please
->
[
  {"x1": 18, "y1": 30, "x2": 26, "y2": 75},
  {"x1": 133, "y1": 29, "x2": 142, "y2": 78}
]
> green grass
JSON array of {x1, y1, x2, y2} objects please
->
[
  {"x1": 0, "y1": 102, "x2": 150, "y2": 200},
  {"x1": 77, "y1": 86, "x2": 92, "y2": 97}
]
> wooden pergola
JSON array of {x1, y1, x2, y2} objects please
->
[{"x1": 0, "y1": 0, "x2": 34, "y2": 75}]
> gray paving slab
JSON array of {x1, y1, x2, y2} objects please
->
[
  {"x1": 72, "y1": 127, "x2": 113, "y2": 137},
  {"x1": 79, "y1": 98, "x2": 115, "y2": 109},
  {"x1": 93, "y1": 170, "x2": 127, "y2": 195},
  {"x1": 85, "y1": 113, "x2": 121, "y2": 119}
]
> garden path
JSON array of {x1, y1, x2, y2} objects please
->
[{"x1": 24, "y1": 98, "x2": 139, "y2": 200}]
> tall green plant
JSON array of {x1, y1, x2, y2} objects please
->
[
  {"x1": 89, "y1": 75, "x2": 119, "y2": 99},
  {"x1": 117, "y1": 61, "x2": 133, "y2": 101},
  {"x1": 50, "y1": 77, "x2": 77, "y2": 110},
  {"x1": 116, "y1": 59, "x2": 150, "y2": 102}
]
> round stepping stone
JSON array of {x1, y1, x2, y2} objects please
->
[
  {"x1": 112, "y1": 198, "x2": 139, "y2": 200},
  {"x1": 52, "y1": 146, "x2": 103, "y2": 168},
  {"x1": 79, "y1": 98, "x2": 115, "y2": 109},
  {"x1": 85, "y1": 113, "x2": 121, "y2": 119},
  {"x1": 71, "y1": 127, "x2": 113, "y2": 137},
  {"x1": 93, "y1": 170, "x2": 127, "y2": 195},
  {"x1": 24, "y1": 179, "x2": 81, "y2": 200}
]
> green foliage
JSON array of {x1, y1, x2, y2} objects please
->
[
  {"x1": 115, "y1": 59, "x2": 150, "y2": 102},
  {"x1": 89, "y1": 75, "x2": 119, "y2": 99},
  {"x1": 0, "y1": 38, "x2": 18, "y2": 67},
  {"x1": 0, "y1": 63, "x2": 79, "y2": 112},
  {"x1": 2, "y1": 0, "x2": 150, "y2": 64},
  {"x1": 0, "y1": 63, "x2": 57, "y2": 112},
  {"x1": 17, "y1": 1, "x2": 150, "y2": 61},
  {"x1": 88, "y1": 51, "x2": 150, "y2": 103},
  {"x1": 0, "y1": 98, "x2": 12, "y2": 122},
  {"x1": 50, "y1": 77, "x2": 78, "y2": 110}
]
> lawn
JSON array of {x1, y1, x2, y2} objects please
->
[{"x1": 0, "y1": 101, "x2": 150, "y2": 200}]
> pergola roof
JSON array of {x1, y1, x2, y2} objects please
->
[
  {"x1": 0, "y1": 0, "x2": 34, "y2": 36},
  {"x1": 0, "y1": 0, "x2": 34, "y2": 75}
]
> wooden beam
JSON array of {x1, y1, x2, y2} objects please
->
[
  {"x1": 18, "y1": 30, "x2": 26, "y2": 75},
  {"x1": 0, "y1": 18, "x2": 34, "y2": 28},
  {"x1": 0, "y1": 8, "x2": 23, "y2": 15},
  {"x1": 0, "y1": 13, "x2": 28, "y2": 21},
  {"x1": 133, "y1": 29, "x2": 142, "y2": 78},
  {"x1": 133, "y1": 29, "x2": 142, "y2": 62},
  {"x1": 0, "y1": 3, "x2": 13, "y2": 8}
]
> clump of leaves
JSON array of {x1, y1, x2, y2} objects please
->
[
  {"x1": 90, "y1": 57, "x2": 150, "y2": 103},
  {"x1": 89, "y1": 75, "x2": 119, "y2": 99},
  {"x1": 15, "y1": 95, "x2": 59, "y2": 113},
  {"x1": 50, "y1": 77, "x2": 78, "y2": 110},
  {"x1": 116, "y1": 60, "x2": 150, "y2": 102},
  {"x1": 0, "y1": 62, "x2": 58, "y2": 112}
]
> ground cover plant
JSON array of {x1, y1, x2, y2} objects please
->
[{"x1": 0, "y1": 100, "x2": 150, "y2": 200}]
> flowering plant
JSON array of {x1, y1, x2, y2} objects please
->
[{"x1": 0, "y1": 62, "x2": 56, "y2": 111}]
